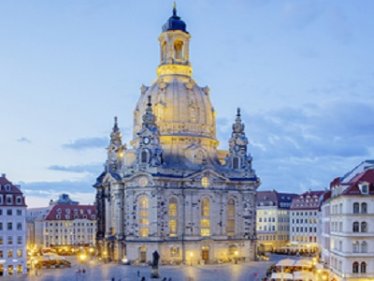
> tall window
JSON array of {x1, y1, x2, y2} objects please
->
[
  {"x1": 361, "y1": 241, "x2": 368, "y2": 253},
  {"x1": 226, "y1": 199, "x2": 236, "y2": 237},
  {"x1": 353, "y1": 262, "x2": 359, "y2": 273},
  {"x1": 168, "y1": 198, "x2": 178, "y2": 237},
  {"x1": 361, "y1": 262, "x2": 367, "y2": 273},
  {"x1": 353, "y1": 202, "x2": 360, "y2": 214},
  {"x1": 361, "y1": 222, "x2": 368, "y2": 232},
  {"x1": 141, "y1": 150, "x2": 149, "y2": 164},
  {"x1": 353, "y1": 241, "x2": 360, "y2": 253},
  {"x1": 200, "y1": 198, "x2": 210, "y2": 237},
  {"x1": 174, "y1": 40, "x2": 184, "y2": 60},
  {"x1": 233, "y1": 157, "x2": 240, "y2": 169},
  {"x1": 161, "y1": 41, "x2": 167, "y2": 61},
  {"x1": 353, "y1": 222, "x2": 359, "y2": 232},
  {"x1": 138, "y1": 196, "x2": 149, "y2": 237},
  {"x1": 361, "y1": 202, "x2": 368, "y2": 214}
]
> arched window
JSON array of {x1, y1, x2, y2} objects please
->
[
  {"x1": 141, "y1": 150, "x2": 149, "y2": 164},
  {"x1": 200, "y1": 198, "x2": 210, "y2": 237},
  {"x1": 361, "y1": 202, "x2": 368, "y2": 214},
  {"x1": 233, "y1": 157, "x2": 240, "y2": 169},
  {"x1": 226, "y1": 199, "x2": 235, "y2": 237},
  {"x1": 353, "y1": 222, "x2": 359, "y2": 232},
  {"x1": 361, "y1": 262, "x2": 367, "y2": 273},
  {"x1": 352, "y1": 262, "x2": 359, "y2": 273},
  {"x1": 168, "y1": 198, "x2": 178, "y2": 237},
  {"x1": 138, "y1": 196, "x2": 149, "y2": 237},
  {"x1": 361, "y1": 222, "x2": 368, "y2": 232},
  {"x1": 174, "y1": 40, "x2": 184, "y2": 60},
  {"x1": 353, "y1": 202, "x2": 360, "y2": 214},
  {"x1": 361, "y1": 241, "x2": 368, "y2": 253},
  {"x1": 161, "y1": 41, "x2": 167, "y2": 62}
]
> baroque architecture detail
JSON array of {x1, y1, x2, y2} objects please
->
[{"x1": 94, "y1": 7, "x2": 260, "y2": 265}]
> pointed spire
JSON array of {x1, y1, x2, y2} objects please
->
[
  {"x1": 113, "y1": 116, "x2": 119, "y2": 132},
  {"x1": 142, "y1": 96, "x2": 157, "y2": 128},
  {"x1": 173, "y1": 1, "x2": 177, "y2": 16},
  {"x1": 233, "y1": 107, "x2": 244, "y2": 133}
]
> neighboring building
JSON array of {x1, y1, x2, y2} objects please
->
[
  {"x1": 94, "y1": 6, "x2": 259, "y2": 265},
  {"x1": 256, "y1": 190, "x2": 298, "y2": 252},
  {"x1": 321, "y1": 160, "x2": 374, "y2": 281},
  {"x1": 289, "y1": 190, "x2": 325, "y2": 253},
  {"x1": 27, "y1": 194, "x2": 96, "y2": 248},
  {"x1": 0, "y1": 174, "x2": 27, "y2": 277},
  {"x1": 319, "y1": 190, "x2": 331, "y2": 266}
]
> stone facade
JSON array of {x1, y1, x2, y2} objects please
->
[{"x1": 94, "y1": 7, "x2": 259, "y2": 265}]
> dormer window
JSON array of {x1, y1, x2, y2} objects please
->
[
  {"x1": 5, "y1": 184, "x2": 11, "y2": 191},
  {"x1": 16, "y1": 196, "x2": 22, "y2": 205},
  {"x1": 359, "y1": 182, "x2": 369, "y2": 194}
]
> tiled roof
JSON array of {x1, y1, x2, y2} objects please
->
[
  {"x1": 44, "y1": 204, "x2": 96, "y2": 221},
  {"x1": 342, "y1": 168, "x2": 374, "y2": 196},
  {"x1": 0, "y1": 175, "x2": 27, "y2": 207},
  {"x1": 257, "y1": 190, "x2": 298, "y2": 209},
  {"x1": 290, "y1": 190, "x2": 325, "y2": 210}
]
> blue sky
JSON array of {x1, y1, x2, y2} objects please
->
[{"x1": 1, "y1": 0, "x2": 374, "y2": 207}]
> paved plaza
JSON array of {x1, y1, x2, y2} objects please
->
[{"x1": 1, "y1": 256, "x2": 286, "y2": 281}]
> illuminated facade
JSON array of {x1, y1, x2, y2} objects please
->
[
  {"x1": 289, "y1": 190, "x2": 325, "y2": 253},
  {"x1": 94, "y1": 7, "x2": 259, "y2": 264},
  {"x1": 322, "y1": 161, "x2": 374, "y2": 281},
  {"x1": 256, "y1": 191, "x2": 297, "y2": 252}
]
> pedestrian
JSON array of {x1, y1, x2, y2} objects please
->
[
  {"x1": 141, "y1": 277, "x2": 146, "y2": 281},
  {"x1": 168, "y1": 278, "x2": 172, "y2": 281},
  {"x1": 111, "y1": 277, "x2": 115, "y2": 281},
  {"x1": 162, "y1": 278, "x2": 167, "y2": 281},
  {"x1": 137, "y1": 270, "x2": 140, "y2": 277}
]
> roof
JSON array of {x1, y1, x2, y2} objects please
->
[
  {"x1": 0, "y1": 174, "x2": 27, "y2": 207},
  {"x1": 162, "y1": 6, "x2": 188, "y2": 33},
  {"x1": 342, "y1": 168, "x2": 374, "y2": 196},
  {"x1": 290, "y1": 190, "x2": 325, "y2": 210},
  {"x1": 257, "y1": 190, "x2": 298, "y2": 209},
  {"x1": 44, "y1": 204, "x2": 96, "y2": 221},
  {"x1": 329, "y1": 161, "x2": 374, "y2": 197}
]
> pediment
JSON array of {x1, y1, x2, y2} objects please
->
[
  {"x1": 186, "y1": 169, "x2": 229, "y2": 187},
  {"x1": 125, "y1": 172, "x2": 155, "y2": 187}
]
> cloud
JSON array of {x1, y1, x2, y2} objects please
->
[
  {"x1": 48, "y1": 164, "x2": 103, "y2": 174},
  {"x1": 217, "y1": 99, "x2": 374, "y2": 192},
  {"x1": 17, "y1": 137, "x2": 31, "y2": 144},
  {"x1": 62, "y1": 137, "x2": 108, "y2": 150}
]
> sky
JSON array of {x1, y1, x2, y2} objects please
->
[{"x1": 1, "y1": 0, "x2": 374, "y2": 208}]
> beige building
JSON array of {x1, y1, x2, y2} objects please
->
[
  {"x1": 27, "y1": 194, "x2": 96, "y2": 248},
  {"x1": 256, "y1": 191, "x2": 297, "y2": 252},
  {"x1": 95, "y1": 7, "x2": 259, "y2": 265}
]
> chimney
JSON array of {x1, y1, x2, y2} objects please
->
[{"x1": 1, "y1": 173, "x2": 5, "y2": 178}]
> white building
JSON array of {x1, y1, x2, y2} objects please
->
[
  {"x1": 321, "y1": 160, "x2": 374, "y2": 281},
  {"x1": 256, "y1": 190, "x2": 297, "y2": 252},
  {"x1": 27, "y1": 194, "x2": 96, "y2": 249},
  {"x1": 0, "y1": 174, "x2": 27, "y2": 277},
  {"x1": 94, "y1": 6, "x2": 259, "y2": 265},
  {"x1": 289, "y1": 190, "x2": 325, "y2": 254}
]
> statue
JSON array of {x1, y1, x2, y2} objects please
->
[{"x1": 151, "y1": 250, "x2": 160, "y2": 278}]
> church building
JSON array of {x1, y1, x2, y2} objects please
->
[{"x1": 94, "y1": 7, "x2": 260, "y2": 265}]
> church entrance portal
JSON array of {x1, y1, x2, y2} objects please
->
[
  {"x1": 139, "y1": 246, "x2": 147, "y2": 263},
  {"x1": 201, "y1": 246, "x2": 209, "y2": 263}
]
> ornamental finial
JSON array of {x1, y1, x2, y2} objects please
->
[
  {"x1": 237, "y1": 108, "x2": 241, "y2": 117},
  {"x1": 173, "y1": 1, "x2": 177, "y2": 16},
  {"x1": 113, "y1": 116, "x2": 119, "y2": 132}
]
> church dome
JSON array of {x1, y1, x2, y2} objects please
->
[{"x1": 133, "y1": 76, "x2": 217, "y2": 146}]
